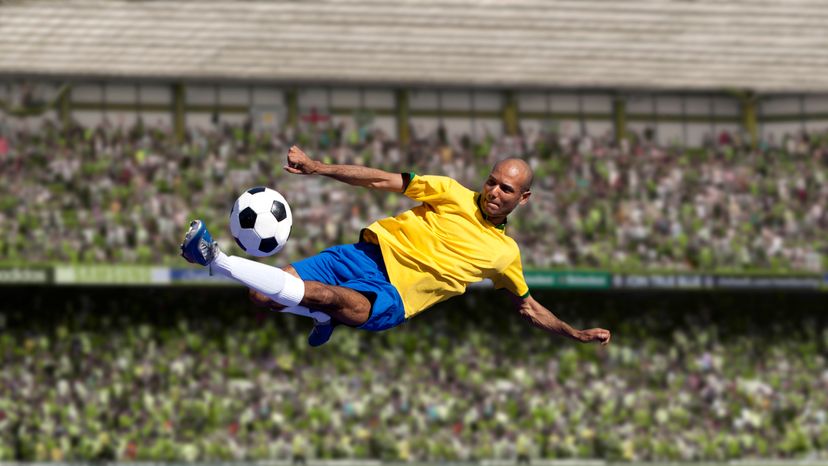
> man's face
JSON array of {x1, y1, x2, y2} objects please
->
[{"x1": 480, "y1": 162, "x2": 531, "y2": 220}]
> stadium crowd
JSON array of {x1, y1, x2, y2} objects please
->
[
  {"x1": 0, "y1": 116, "x2": 827, "y2": 272},
  {"x1": 1, "y1": 290, "x2": 826, "y2": 462}
]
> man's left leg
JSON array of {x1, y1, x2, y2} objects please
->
[{"x1": 182, "y1": 220, "x2": 401, "y2": 346}]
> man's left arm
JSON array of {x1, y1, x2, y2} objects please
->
[{"x1": 506, "y1": 292, "x2": 611, "y2": 345}]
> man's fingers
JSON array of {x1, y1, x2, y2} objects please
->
[
  {"x1": 585, "y1": 328, "x2": 611, "y2": 346},
  {"x1": 283, "y1": 165, "x2": 306, "y2": 175},
  {"x1": 287, "y1": 146, "x2": 304, "y2": 160}
]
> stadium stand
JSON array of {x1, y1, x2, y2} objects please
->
[{"x1": 0, "y1": 119, "x2": 825, "y2": 272}]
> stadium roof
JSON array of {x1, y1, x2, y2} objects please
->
[{"x1": 1, "y1": 0, "x2": 827, "y2": 93}]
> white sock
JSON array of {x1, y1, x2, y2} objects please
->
[
  {"x1": 279, "y1": 305, "x2": 331, "y2": 324},
  {"x1": 209, "y1": 252, "x2": 325, "y2": 317}
]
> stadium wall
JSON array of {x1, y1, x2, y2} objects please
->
[{"x1": 4, "y1": 80, "x2": 828, "y2": 147}]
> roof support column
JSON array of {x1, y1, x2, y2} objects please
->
[
  {"x1": 395, "y1": 89, "x2": 410, "y2": 148},
  {"x1": 740, "y1": 93, "x2": 758, "y2": 149},
  {"x1": 286, "y1": 89, "x2": 299, "y2": 131},
  {"x1": 502, "y1": 90, "x2": 519, "y2": 137},
  {"x1": 58, "y1": 84, "x2": 72, "y2": 130},
  {"x1": 172, "y1": 83, "x2": 185, "y2": 143},
  {"x1": 613, "y1": 96, "x2": 627, "y2": 144}
]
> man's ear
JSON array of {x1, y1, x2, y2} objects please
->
[{"x1": 519, "y1": 190, "x2": 531, "y2": 206}]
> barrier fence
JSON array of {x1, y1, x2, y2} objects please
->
[{"x1": 0, "y1": 266, "x2": 824, "y2": 291}]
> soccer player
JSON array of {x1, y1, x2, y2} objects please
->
[{"x1": 181, "y1": 146, "x2": 611, "y2": 348}]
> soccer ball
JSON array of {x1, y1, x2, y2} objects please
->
[{"x1": 229, "y1": 186, "x2": 292, "y2": 257}]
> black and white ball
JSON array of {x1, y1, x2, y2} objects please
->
[{"x1": 229, "y1": 187, "x2": 292, "y2": 257}]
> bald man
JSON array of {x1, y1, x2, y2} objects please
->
[{"x1": 181, "y1": 146, "x2": 611, "y2": 348}]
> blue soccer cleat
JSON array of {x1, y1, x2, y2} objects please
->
[
  {"x1": 308, "y1": 320, "x2": 336, "y2": 347},
  {"x1": 180, "y1": 219, "x2": 219, "y2": 266}
]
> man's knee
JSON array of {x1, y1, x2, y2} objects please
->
[
  {"x1": 301, "y1": 282, "x2": 371, "y2": 325},
  {"x1": 283, "y1": 265, "x2": 300, "y2": 278}
]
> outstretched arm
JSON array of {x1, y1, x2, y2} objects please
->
[
  {"x1": 283, "y1": 145, "x2": 405, "y2": 192},
  {"x1": 507, "y1": 292, "x2": 611, "y2": 345}
]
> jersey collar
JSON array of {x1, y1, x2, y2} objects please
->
[{"x1": 476, "y1": 194, "x2": 507, "y2": 230}]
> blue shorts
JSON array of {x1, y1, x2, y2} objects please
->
[{"x1": 291, "y1": 242, "x2": 406, "y2": 331}]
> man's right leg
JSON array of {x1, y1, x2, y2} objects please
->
[
  {"x1": 209, "y1": 251, "x2": 305, "y2": 307},
  {"x1": 181, "y1": 220, "x2": 370, "y2": 341},
  {"x1": 181, "y1": 220, "x2": 328, "y2": 323}
]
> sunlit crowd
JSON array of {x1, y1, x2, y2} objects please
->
[{"x1": 0, "y1": 117, "x2": 826, "y2": 272}]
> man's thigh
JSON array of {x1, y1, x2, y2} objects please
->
[{"x1": 291, "y1": 244, "x2": 362, "y2": 285}]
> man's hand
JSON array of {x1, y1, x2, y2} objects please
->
[
  {"x1": 284, "y1": 145, "x2": 320, "y2": 175},
  {"x1": 580, "y1": 328, "x2": 611, "y2": 346}
]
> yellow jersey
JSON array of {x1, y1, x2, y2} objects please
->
[{"x1": 364, "y1": 174, "x2": 530, "y2": 318}]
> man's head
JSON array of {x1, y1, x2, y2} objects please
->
[{"x1": 480, "y1": 157, "x2": 533, "y2": 225}]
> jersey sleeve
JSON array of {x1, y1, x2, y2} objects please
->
[
  {"x1": 403, "y1": 175, "x2": 458, "y2": 204},
  {"x1": 491, "y1": 249, "x2": 531, "y2": 298}
]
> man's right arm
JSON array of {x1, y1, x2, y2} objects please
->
[{"x1": 283, "y1": 145, "x2": 406, "y2": 193}]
